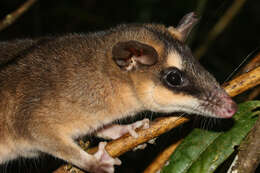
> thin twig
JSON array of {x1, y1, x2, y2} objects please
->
[
  {"x1": 234, "y1": 51, "x2": 260, "y2": 77},
  {"x1": 223, "y1": 66, "x2": 260, "y2": 97},
  {"x1": 0, "y1": 0, "x2": 37, "y2": 32},
  {"x1": 194, "y1": 0, "x2": 247, "y2": 59},
  {"x1": 87, "y1": 117, "x2": 189, "y2": 157},
  {"x1": 238, "y1": 52, "x2": 260, "y2": 100}
]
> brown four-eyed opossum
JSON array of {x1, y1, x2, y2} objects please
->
[{"x1": 0, "y1": 12, "x2": 237, "y2": 173}]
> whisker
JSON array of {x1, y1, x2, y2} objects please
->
[{"x1": 224, "y1": 47, "x2": 260, "y2": 83}]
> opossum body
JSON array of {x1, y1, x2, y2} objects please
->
[{"x1": 0, "y1": 13, "x2": 236, "y2": 173}]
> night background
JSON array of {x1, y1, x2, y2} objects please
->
[{"x1": 0, "y1": 0, "x2": 259, "y2": 172}]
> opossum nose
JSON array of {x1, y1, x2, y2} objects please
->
[
  {"x1": 220, "y1": 95, "x2": 237, "y2": 118},
  {"x1": 225, "y1": 100, "x2": 237, "y2": 117}
]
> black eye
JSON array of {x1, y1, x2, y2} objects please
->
[{"x1": 163, "y1": 68, "x2": 183, "y2": 87}]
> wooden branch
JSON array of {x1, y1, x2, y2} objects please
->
[
  {"x1": 223, "y1": 66, "x2": 260, "y2": 97},
  {"x1": 238, "y1": 52, "x2": 260, "y2": 100},
  {"x1": 87, "y1": 117, "x2": 189, "y2": 157},
  {"x1": 236, "y1": 52, "x2": 260, "y2": 76},
  {"x1": 54, "y1": 64, "x2": 260, "y2": 173},
  {"x1": 0, "y1": 0, "x2": 37, "y2": 32},
  {"x1": 194, "y1": 0, "x2": 247, "y2": 59}
]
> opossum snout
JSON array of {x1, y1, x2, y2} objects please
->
[{"x1": 216, "y1": 93, "x2": 237, "y2": 118}]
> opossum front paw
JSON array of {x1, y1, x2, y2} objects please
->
[
  {"x1": 90, "y1": 142, "x2": 121, "y2": 173},
  {"x1": 127, "y1": 118, "x2": 150, "y2": 138},
  {"x1": 96, "y1": 118, "x2": 150, "y2": 140}
]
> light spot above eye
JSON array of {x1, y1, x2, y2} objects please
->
[{"x1": 166, "y1": 51, "x2": 183, "y2": 70}]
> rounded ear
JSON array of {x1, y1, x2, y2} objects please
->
[
  {"x1": 112, "y1": 40, "x2": 158, "y2": 71},
  {"x1": 168, "y1": 12, "x2": 199, "y2": 42}
]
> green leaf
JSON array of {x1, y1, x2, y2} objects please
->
[{"x1": 162, "y1": 101, "x2": 260, "y2": 173}]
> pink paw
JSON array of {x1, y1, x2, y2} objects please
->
[
  {"x1": 96, "y1": 118, "x2": 150, "y2": 140},
  {"x1": 127, "y1": 118, "x2": 150, "y2": 138},
  {"x1": 90, "y1": 142, "x2": 121, "y2": 173}
]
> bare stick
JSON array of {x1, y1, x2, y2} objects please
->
[
  {"x1": 87, "y1": 117, "x2": 189, "y2": 157},
  {"x1": 234, "y1": 52, "x2": 260, "y2": 77},
  {"x1": 194, "y1": 0, "x2": 247, "y2": 59},
  {"x1": 223, "y1": 66, "x2": 260, "y2": 97},
  {"x1": 0, "y1": 0, "x2": 37, "y2": 32},
  {"x1": 238, "y1": 52, "x2": 260, "y2": 100}
]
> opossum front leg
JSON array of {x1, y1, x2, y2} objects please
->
[{"x1": 96, "y1": 118, "x2": 150, "y2": 140}]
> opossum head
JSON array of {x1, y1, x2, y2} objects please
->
[{"x1": 111, "y1": 12, "x2": 237, "y2": 118}]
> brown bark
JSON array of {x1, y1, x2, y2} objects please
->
[
  {"x1": 223, "y1": 66, "x2": 260, "y2": 97},
  {"x1": 236, "y1": 52, "x2": 260, "y2": 76},
  {"x1": 240, "y1": 52, "x2": 260, "y2": 101},
  {"x1": 87, "y1": 117, "x2": 189, "y2": 157}
]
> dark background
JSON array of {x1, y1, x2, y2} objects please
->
[
  {"x1": 1, "y1": 0, "x2": 260, "y2": 82},
  {"x1": 0, "y1": 0, "x2": 259, "y2": 172}
]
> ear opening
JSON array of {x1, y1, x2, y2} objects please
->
[
  {"x1": 168, "y1": 12, "x2": 199, "y2": 42},
  {"x1": 112, "y1": 40, "x2": 158, "y2": 71}
]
